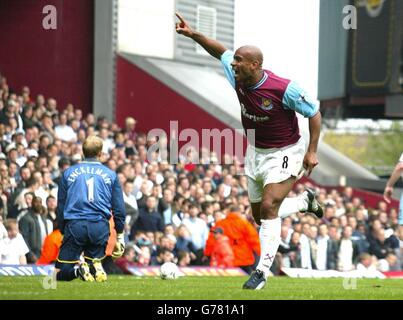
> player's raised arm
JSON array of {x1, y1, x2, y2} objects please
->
[{"x1": 175, "y1": 12, "x2": 227, "y2": 60}]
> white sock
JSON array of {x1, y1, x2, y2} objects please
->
[
  {"x1": 256, "y1": 217, "x2": 281, "y2": 278},
  {"x1": 278, "y1": 194, "x2": 309, "y2": 219}
]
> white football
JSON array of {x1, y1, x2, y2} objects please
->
[{"x1": 159, "y1": 262, "x2": 179, "y2": 280}]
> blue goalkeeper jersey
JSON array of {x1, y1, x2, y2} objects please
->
[{"x1": 57, "y1": 158, "x2": 126, "y2": 233}]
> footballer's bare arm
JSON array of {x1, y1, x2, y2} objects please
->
[
  {"x1": 175, "y1": 12, "x2": 227, "y2": 60},
  {"x1": 303, "y1": 111, "x2": 321, "y2": 176}
]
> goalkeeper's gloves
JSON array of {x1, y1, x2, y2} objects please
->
[{"x1": 112, "y1": 233, "x2": 125, "y2": 259}]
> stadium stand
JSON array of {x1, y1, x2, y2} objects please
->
[{"x1": 0, "y1": 72, "x2": 401, "y2": 273}]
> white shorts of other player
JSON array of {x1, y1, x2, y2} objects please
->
[{"x1": 245, "y1": 137, "x2": 306, "y2": 203}]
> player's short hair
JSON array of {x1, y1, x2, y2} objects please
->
[{"x1": 83, "y1": 136, "x2": 103, "y2": 158}]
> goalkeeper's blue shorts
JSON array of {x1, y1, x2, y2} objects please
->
[{"x1": 56, "y1": 219, "x2": 110, "y2": 267}]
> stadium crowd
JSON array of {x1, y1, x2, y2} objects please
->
[{"x1": 0, "y1": 73, "x2": 402, "y2": 276}]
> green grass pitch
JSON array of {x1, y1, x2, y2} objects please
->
[{"x1": 0, "y1": 276, "x2": 402, "y2": 300}]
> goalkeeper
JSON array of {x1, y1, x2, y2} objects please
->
[{"x1": 55, "y1": 136, "x2": 126, "y2": 282}]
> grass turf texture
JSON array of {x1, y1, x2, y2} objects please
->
[{"x1": 0, "y1": 276, "x2": 402, "y2": 300}]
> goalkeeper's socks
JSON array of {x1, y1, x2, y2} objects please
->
[
  {"x1": 255, "y1": 217, "x2": 281, "y2": 279},
  {"x1": 56, "y1": 266, "x2": 77, "y2": 281}
]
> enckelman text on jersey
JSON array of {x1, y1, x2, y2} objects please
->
[{"x1": 67, "y1": 166, "x2": 112, "y2": 185}]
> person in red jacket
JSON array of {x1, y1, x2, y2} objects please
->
[
  {"x1": 210, "y1": 227, "x2": 234, "y2": 268},
  {"x1": 204, "y1": 206, "x2": 260, "y2": 274}
]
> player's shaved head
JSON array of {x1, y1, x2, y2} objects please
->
[
  {"x1": 236, "y1": 45, "x2": 263, "y2": 66},
  {"x1": 83, "y1": 136, "x2": 103, "y2": 158}
]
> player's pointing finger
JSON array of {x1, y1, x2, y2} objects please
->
[{"x1": 175, "y1": 12, "x2": 185, "y2": 24}]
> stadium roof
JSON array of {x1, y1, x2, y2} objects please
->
[{"x1": 120, "y1": 53, "x2": 242, "y2": 129}]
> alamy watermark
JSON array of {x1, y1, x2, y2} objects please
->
[
  {"x1": 342, "y1": 277, "x2": 358, "y2": 290},
  {"x1": 42, "y1": 5, "x2": 57, "y2": 30},
  {"x1": 145, "y1": 121, "x2": 254, "y2": 168},
  {"x1": 343, "y1": 0, "x2": 387, "y2": 30},
  {"x1": 343, "y1": 5, "x2": 357, "y2": 30},
  {"x1": 42, "y1": 272, "x2": 57, "y2": 290}
]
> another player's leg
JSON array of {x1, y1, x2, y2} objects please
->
[{"x1": 243, "y1": 177, "x2": 295, "y2": 290}]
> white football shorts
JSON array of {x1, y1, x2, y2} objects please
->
[{"x1": 245, "y1": 137, "x2": 306, "y2": 203}]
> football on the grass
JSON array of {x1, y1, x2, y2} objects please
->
[{"x1": 160, "y1": 262, "x2": 179, "y2": 280}]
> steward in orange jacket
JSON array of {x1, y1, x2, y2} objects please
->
[
  {"x1": 210, "y1": 227, "x2": 234, "y2": 268},
  {"x1": 36, "y1": 229, "x2": 63, "y2": 265},
  {"x1": 204, "y1": 209, "x2": 260, "y2": 272}
]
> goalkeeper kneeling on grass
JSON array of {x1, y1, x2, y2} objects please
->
[{"x1": 54, "y1": 136, "x2": 126, "y2": 282}]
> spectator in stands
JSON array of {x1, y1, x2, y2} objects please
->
[
  {"x1": 13, "y1": 177, "x2": 39, "y2": 216},
  {"x1": 131, "y1": 195, "x2": 164, "y2": 237},
  {"x1": 137, "y1": 245, "x2": 151, "y2": 267},
  {"x1": 0, "y1": 183, "x2": 7, "y2": 220},
  {"x1": 155, "y1": 235, "x2": 176, "y2": 256},
  {"x1": 45, "y1": 195, "x2": 57, "y2": 224},
  {"x1": 124, "y1": 117, "x2": 138, "y2": 141},
  {"x1": 287, "y1": 231, "x2": 302, "y2": 268},
  {"x1": 316, "y1": 224, "x2": 337, "y2": 270},
  {"x1": 0, "y1": 216, "x2": 6, "y2": 240},
  {"x1": 150, "y1": 247, "x2": 175, "y2": 266},
  {"x1": 0, "y1": 219, "x2": 29, "y2": 265},
  {"x1": 356, "y1": 253, "x2": 377, "y2": 272},
  {"x1": 171, "y1": 196, "x2": 188, "y2": 228},
  {"x1": 350, "y1": 218, "x2": 370, "y2": 255},
  {"x1": 46, "y1": 98, "x2": 58, "y2": 116},
  {"x1": 115, "y1": 246, "x2": 137, "y2": 274},
  {"x1": 182, "y1": 203, "x2": 209, "y2": 264},
  {"x1": 369, "y1": 228, "x2": 399, "y2": 259},
  {"x1": 159, "y1": 188, "x2": 174, "y2": 225},
  {"x1": 278, "y1": 225, "x2": 292, "y2": 267},
  {"x1": 300, "y1": 223, "x2": 313, "y2": 269},
  {"x1": 174, "y1": 224, "x2": 197, "y2": 261},
  {"x1": 177, "y1": 250, "x2": 191, "y2": 267},
  {"x1": 21, "y1": 105, "x2": 36, "y2": 130},
  {"x1": 342, "y1": 187, "x2": 353, "y2": 204},
  {"x1": 201, "y1": 201, "x2": 215, "y2": 227},
  {"x1": 18, "y1": 196, "x2": 48, "y2": 263},
  {"x1": 122, "y1": 180, "x2": 139, "y2": 232},
  {"x1": 337, "y1": 226, "x2": 359, "y2": 271},
  {"x1": 54, "y1": 113, "x2": 76, "y2": 143},
  {"x1": 309, "y1": 225, "x2": 318, "y2": 269}
]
